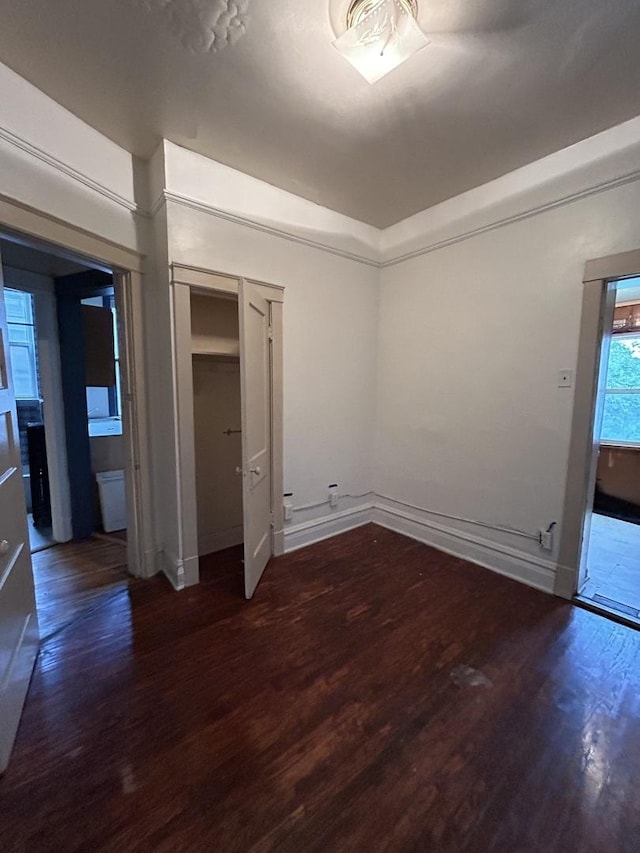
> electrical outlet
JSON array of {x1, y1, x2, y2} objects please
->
[
  {"x1": 283, "y1": 493, "x2": 293, "y2": 522},
  {"x1": 329, "y1": 484, "x2": 339, "y2": 508},
  {"x1": 539, "y1": 528, "x2": 553, "y2": 550}
]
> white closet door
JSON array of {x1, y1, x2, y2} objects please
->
[
  {"x1": 239, "y1": 279, "x2": 272, "y2": 599},
  {"x1": 0, "y1": 248, "x2": 40, "y2": 773}
]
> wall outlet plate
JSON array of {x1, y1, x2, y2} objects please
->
[
  {"x1": 539, "y1": 529, "x2": 553, "y2": 550},
  {"x1": 557, "y1": 369, "x2": 573, "y2": 387}
]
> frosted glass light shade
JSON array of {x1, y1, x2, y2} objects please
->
[{"x1": 333, "y1": 0, "x2": 429, "y2": 84}]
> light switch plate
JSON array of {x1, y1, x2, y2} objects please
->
[{"x1": 558, "y1": 369, "x2": 573, "y2": 388}]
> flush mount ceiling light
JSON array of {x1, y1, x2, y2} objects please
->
[{"x1": 333, "y1": 0, "x2": 429, "y2": 84}]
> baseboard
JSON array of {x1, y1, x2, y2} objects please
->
[
  {"x1": 554, "y1": 562, "x2": 578, "y2": 599},
  {"x1": 141, "y1": 548, "x2": 158, "y2": 579},
  {"x1": 198, "y1": 527, "x2": 243, "y2": 556},
  {"x1": 273, "y1": 528, "x2": 285, "y2": 556},
  {"x1": 372, "y1": 503, "x2": 556, "y2": 594},
  {"x1": 284, "y1": 503, "x2": 373, "y2": 553},
  {"x1": 160, "y1": 549, "x2": 185, "y2": 591}
]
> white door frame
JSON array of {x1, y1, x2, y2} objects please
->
[
  {"x1": 0, "y1": 196, "x2": 155, "y2": 579},
  {"x1": 555, "y1": 247, "x2": 640, "y2": 599},
  {"x1": 169, "y1": 263, "x2": 284, "y2": 589}
]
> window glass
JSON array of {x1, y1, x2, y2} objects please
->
[
  {"x1": 601, "y1": 333, "x2": 640, "y2": 444},
  {"x1": 5, "y1": 288, "x2": 39, "y2": 399}
]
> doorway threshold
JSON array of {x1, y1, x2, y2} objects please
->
[{"x1": 574, "y1": 593, "x2": 640, "y2": 630}]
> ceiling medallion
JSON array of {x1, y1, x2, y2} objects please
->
[
  {"x1": 334, "y1": 0, "x2": 428, "y2": 83},
  {"x1": 138, "y1": 0, "x2": 250, "y2": 54}
]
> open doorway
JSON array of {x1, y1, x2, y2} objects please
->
[
  {"x1": 1, "y1": 238, "x2": 131, "y2": 638},
  {"x1": 578, "y1": 275, "x2": 640, "y2": 622}
]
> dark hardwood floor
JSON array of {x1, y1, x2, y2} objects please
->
[
  {"x1": 2, "y1": 524, "x2": 640, "y2": 852},
  {"x1": 31, "y1": 535, "x2": 129, "y2": 640}
]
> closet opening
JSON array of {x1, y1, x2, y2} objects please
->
[
  {"x1": 191, "y1": 291, "x2": 244, "y2": 594},
  {"x1": 172, "y1": 266, "x2": 284, "y2": 598}
]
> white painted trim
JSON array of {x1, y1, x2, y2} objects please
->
[
  {"x1": 163, "y1": 190, "x2": 381, "y2": 269},
  {"x1": 273, "y1": 528, "x2": 285, "y2": 557},
  {"x1": 372, "y1": 504, "x2": 555, "y2": 594},
  {"x1": 198, "y1": 527, "x2": 243, "y2": 555},
  {"x1": 0, "y1": 194, "x2": 145, "y2": 273},
  {"x1": 161, "y1": 549, "x2": 185, "y2": 591},
  {"x1": 382, "y1": 167, "x2": 640, "y2": 269},
  {"x1": 0, "y1": 125, "x2": 142, "y2": 215},
  {"x1": 283, "y1": 503, "x2": 373, "y2": 553}
]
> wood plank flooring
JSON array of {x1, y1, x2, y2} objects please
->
[
  {"x1": 31, "y1": 535, "x2": 129, "y2": 640},
  {"x1": 2, "y1": 524, "x2": 640, "y2": 852}
]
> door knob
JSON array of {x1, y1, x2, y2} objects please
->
[
  {"x1": 235, "y1": 466, "x2": 243, "y2": 475},
  {"x1": 0, "y1": 539, "x2": 9, "y2": 555},
  {"x1": 250, "y1": 466, "x2": 261, "y2": 475}
]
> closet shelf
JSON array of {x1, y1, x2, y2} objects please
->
[{"x1": 191, "y1": 346, "x2": 240, "y2": 358}]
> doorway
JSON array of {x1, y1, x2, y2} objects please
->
[
  {"x1": 0, "y1": 197, "x2": 152, "y2": 774},
  {"x1": 0, "y1": 238, "x2": 133, "y2": 638},
  {"x1": 578, "y1": 276, "x2": 640, "y2": 621},
  {"x1": 190, "y1": 292, "x2": 244, "y2": 593},
  {"x1": 170, "y1": 265, "x2": 284, "y2": 598}
]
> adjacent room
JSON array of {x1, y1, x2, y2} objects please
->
[
  {"x1": 0, "y1": 239, "x2": 131, "y2": 640},
  {"x1": 580, "y1": 277, "x2": 640, "y2": 621},
  {"x1": 2, "y1": 1, "x2": 640, "y2": 850}
]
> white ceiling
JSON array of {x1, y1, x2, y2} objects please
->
[{"x1": 1, "y1": 0, "x2": 640, "y2": 227}]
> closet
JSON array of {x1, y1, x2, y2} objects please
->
[{"x1": 190, "y1": 291, "x2": 243, "y2": 557}]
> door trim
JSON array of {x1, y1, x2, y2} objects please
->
[
  {"x1": 170, "y1": 265, "x2": 284, "y2": 588},
  {"x1": 556, "y1": 250, "x2": 640, "y2": 599},
  {"x1": 0, "y1": 195, "x2": 155, "y2": 579}
]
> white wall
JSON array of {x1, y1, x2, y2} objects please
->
[
  {"x1": 160, "y1": 142, "x2": 379, "y2": 556},
  {"x1": 376, "y1": 139, "x2": 640, "y2": 592},
  {"x1": 0, "y1": 62, "x2": 145, "y2": 252}
]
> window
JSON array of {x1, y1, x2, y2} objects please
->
[
  {"x1": 601, "y1": 333, "x2": 640, "y2": 445},
  {"x1": 5, "y1": 289, "x2": 39, "y2": 399}
]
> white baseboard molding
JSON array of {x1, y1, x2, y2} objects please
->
[
  {"x1": 198, "y1": 527, "x2": 243, "y2": 556},
  {"x1": 160, "y1": 549, "x2": 185, "y2": 591},
  {"x1": 553, "y1": 562, "x2": 578, "y2": 600},
  {"x1": 273, "y1": 528, "x2": 285, "y2": 557},
  {"x1": 284, "y1": 503, "x2": 373, "y2": 553},
  {"x1": 141, "y1": 548, "x2": 158, "y2": 579},
  {"x1": 372, "y1": 503, "x2": 556, "y2": 594}
]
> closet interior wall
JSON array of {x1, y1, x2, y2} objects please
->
[{"x1": 190, "y1": 291, "x2": 243, "y2": 557}]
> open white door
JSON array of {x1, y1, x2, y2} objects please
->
[
  {"x1": 0, "y1": 249, "x2": 40, "y2": 773},
  {"x1": 239, "y1": 279, "x2": 272, "y2": 599},
  {"x1": 577, "y1": 281, "x2": 617, "y2": 593}
]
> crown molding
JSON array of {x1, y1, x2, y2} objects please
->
[
  {"x1": 381, "y1": 165, "x2": 640, "y2": 269},
  {"x1": 159, "y1": 165, "x2": 640, "y2": 271},
  {"x1": 0, "y1": 124, "x2": 146, "y2": 216},
  {"x1": 160, "y1": 189, "x2": 382, "y2": 268},
  {"x1": 4, "y1": 118, "x2": 640, "y2": 272}
]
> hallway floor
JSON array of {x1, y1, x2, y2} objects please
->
[
  {"x1": 31, "y1": 535, "x2": 129, "y2": 640},
  {"x1": 2, "y1": 525, "x2": 640, "y2": 852},
  {"x1": 582, "y1": 513, "x2": 640, "y2": 619},
  {"x1": 27, "y1": 512, "x2": 55, "y2": 553}
]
